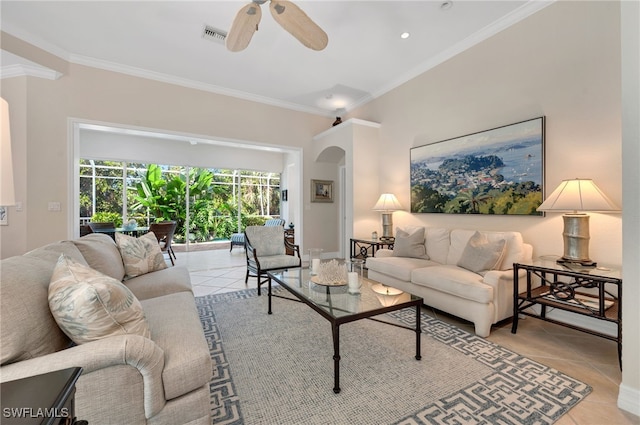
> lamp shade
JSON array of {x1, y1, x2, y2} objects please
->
[
  {"x1": 537, "y1": 179, "x2": 619, "y2": 213},
  {"x1": 372, "y1": 193, "x2": 403, "y2": 211},
  {"x1": 1, "y1": 97, "x2": 16, "y2": 206}
]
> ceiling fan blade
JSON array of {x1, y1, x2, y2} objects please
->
[
  {"x1": 226, "y1": 2, "x2": 262, "y2": 52},
  {"x1": 269, "y1": 0, "x2": 328, "y2": 51}
]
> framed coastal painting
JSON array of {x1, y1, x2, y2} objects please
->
[
  {"x1": 410, "y1": 117, "x2": 545, "y2": 215},
  {"x1": 311, "y1": 179, "x2": 333, "y2": 203},
  {"x1": 0, "y1": 206, "x2": 7, "y2": 225}
]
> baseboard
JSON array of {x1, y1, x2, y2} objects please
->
[{"x1": 618, "y1": 383, "x2": 640, "y2": 417}]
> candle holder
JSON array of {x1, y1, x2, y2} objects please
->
[
  {"x1": 346, "y1": 259, "x2": 364, "y2": 294},
  {"x1": 308, "y1": 248, "x2": 323, "y2": 275}
]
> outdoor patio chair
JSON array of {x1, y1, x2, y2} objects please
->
[
  {"x1": 244, "y1": 225, "x2": 301, "y2": 295},
  {"x1": 149, "y1": 221, "x2": 178, "y2": 266},
  {"x1": 230, "y1": 232, "x2": 246, "y2": 251},
  {"x1": 264, "y1": 218, "x2": 285, "y2": 227}
]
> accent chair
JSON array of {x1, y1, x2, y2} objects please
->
[
  {"x1": 229, "y1": 218, "x2": 286, "y2": 251},
  {"x1": 244, "y1": 224, "x2": 301, "y2": 295}
]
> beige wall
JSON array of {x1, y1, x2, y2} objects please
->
[
  {"x1": 351, "y1": 1, "x2": 623, "y2": 266},
  {"x1": 0, "y1": 64, "x2": 333, "y2": 257},
  {"x1": 348, "y1": 0, "x2": 637, "y2": 413}
]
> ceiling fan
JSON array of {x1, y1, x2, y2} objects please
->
[{"x1": 226, "y1": 0, "x2": 328, "y2": 52}]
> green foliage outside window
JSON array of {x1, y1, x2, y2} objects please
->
[
  {"x1": 80, "y1": 160, "x2": 280, "y2": 244},
  {"x1": 90, "y1": 211, "x2": 122, "y2": 227}
]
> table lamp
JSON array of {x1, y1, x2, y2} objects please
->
[
  {"x1": 1, "y1": 97, "x2": 16, "y2": 206},
  {"x1": 537, "y1": 178, "x2": 620, "y2": 267},
  {"x1": 372, "y1": 193, "x2": 403, "y2": 242}
]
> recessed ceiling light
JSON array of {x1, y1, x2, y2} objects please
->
[
  {"x1": 400, "y1": 32, "x2": 410, "y2": 39},
  {"x1": 441, "y1": 1, "x2": 453, "y2": 11}
]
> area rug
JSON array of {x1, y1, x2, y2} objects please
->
[{"x1": 196, "y1": 288, "x2": 591, "y2": 425}]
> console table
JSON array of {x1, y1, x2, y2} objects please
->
[
  {"x1": 512, "y1": 259, "x2": 622, "y2": 368},
  {"x1": 1, "y1": 367, "x2": 85, "y2": 424},
  {"x1": 349, "y1": 238, "x2": 394, "y2": 262}
]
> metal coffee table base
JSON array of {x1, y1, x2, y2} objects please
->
[{"x1": 267, "y1": 275, "x2": 422, "y2": 394}]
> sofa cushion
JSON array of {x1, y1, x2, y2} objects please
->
[
  {"x1": 115, "y1": 232, "x2": 168, "y2": 279},
  {"x1": 495, "y1": 232, "x2": 526, "y2": 270},
  {"x1": 73, "y1": 233, "x2": 126, "y2": 281},
  {"x1": 24, "y1": 241, "x2": 88, "y2": 266},
  {"x1": 393, "y1": 227, "x2": 428, "y2": 259},
  {"x1": 48, "y1": 255, "x2": 151, "y2": 345},
  {"x1": 141, "y1": 292, "x2": 212, "y2": 400},
  {"x1": 457, "y1": 231, "x2": 506, "y2": 274},
  {"x1": 258, "y1": 254, "x2": 300, "y2": 270},
  {"x1": 366, "y1": 256, "x2": 437, "y2": 282},
  {"x1": 1, "y1": 256, "x2": 71, "y2": 365},
  {"x1": 446, "y1": 229, "x2": 524, "y2": 271},
  {"x1": 425, "y1": 227, "x2": 450, "y2": 265},
  {"x1": 411, "y1": 265, "x2": 493, "y2": 304}
]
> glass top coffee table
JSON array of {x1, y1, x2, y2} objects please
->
[{"x1": 267, "y1": 267, "x2": 423, "y2": 393}]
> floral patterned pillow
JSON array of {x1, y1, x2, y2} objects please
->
[
  {"x1": 115, "y1": 231, "x2": 168, "y2": 279},
  {"x1": 48, "y1": 255, "x2": 151, "y2": 344}
]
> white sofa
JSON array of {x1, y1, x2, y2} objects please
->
[{"x1": 366, "y1": 227, "x2": 532, "y2": 337}]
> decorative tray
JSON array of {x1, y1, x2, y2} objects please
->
[{"x1": 310, "y1": 276, "x2": 348, "y2": 287}]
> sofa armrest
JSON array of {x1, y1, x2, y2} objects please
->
[
  {"x1": 483, "y1": 269, "x2": 517, "y2": 287},
  {"x1": 374, "y1": 248, "x2": 393, "y2": 258},
  {"x1": 522, "y1": 243, "x2": 534, "y2": 263},
  {"x1": 483, "y1": 268, "x2": 530, "y2": 322},
  {"x1": 0, "y1": 334, "x2": 165, "y2": 418}
]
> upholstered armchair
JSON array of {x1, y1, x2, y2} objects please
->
[
  {"x1": 229, "y1": 218, "x2": 286, "y2": 252},
  {"x1": 244, "y1": 225, "x2": 301, "y2": 295}
]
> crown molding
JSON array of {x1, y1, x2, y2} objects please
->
[
  {"x1": 369, "y1": 0, "x2": 556, "y2": 102},
  {"x1": 0, "y1": 63, "x2": 62, "y2": 80},
  {"x1": 69, "y1": 53, "x2": 331, "y2": 117}
]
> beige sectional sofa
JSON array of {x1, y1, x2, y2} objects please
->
[
  {"x1": 0, "y1": 233, "x2": 212, "y2": 425},
  {"x1": 366, "y1": 227, "x2": 532, "y2": 337}
]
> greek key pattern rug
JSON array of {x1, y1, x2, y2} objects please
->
[{"x1": 196, "y1": 288, "x2": 591, "y2": 425}]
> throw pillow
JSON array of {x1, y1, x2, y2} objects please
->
[
  {"x1": 48, "y1": 255, "x2": 151, "y2": 345},
  {"x1": 457, "y1": 231, "x2": 506, "y2": 274},
  {"x1": 392, "y1": 227, "x2": 428, "y2": 259},
  {"x1": 115, "y1": 231, "x2": 167, "y2": 279}
]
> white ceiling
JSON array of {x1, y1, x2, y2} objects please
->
[{"x1": 0, "y1": 1, "x2": 553, "y2": 116}]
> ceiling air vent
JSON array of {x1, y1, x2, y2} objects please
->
[{"x1": 202, "y1": 25, "x2": 227, "y2": 45}]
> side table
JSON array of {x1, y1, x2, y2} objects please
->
[
  {"x1": 512, "y1": 259, "x2": 622, "y2": 368},
  {"x1": 1, "y1": 367, "x2": 85, "y2": 425},
  {"x1": 349, "y1": 238, "x2": 394, "y2": 263}
]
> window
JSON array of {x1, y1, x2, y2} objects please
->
[{"x1": 79, "y1": 160, "x2": 280, "y2": 247}]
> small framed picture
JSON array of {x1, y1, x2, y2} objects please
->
[
  {"x1": 311, "y1": 179, "x2": 333, "y2": 203},
  {"x1": 0, "y1": 206, "x2": 7, "y2": 225},
  {"x1": 282, "y1": 189, "x2": 288, "y2": 201}
]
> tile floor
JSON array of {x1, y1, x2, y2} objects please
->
[{"x1": 174, "y1": 247, "x2": 639, "y2": 425}]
